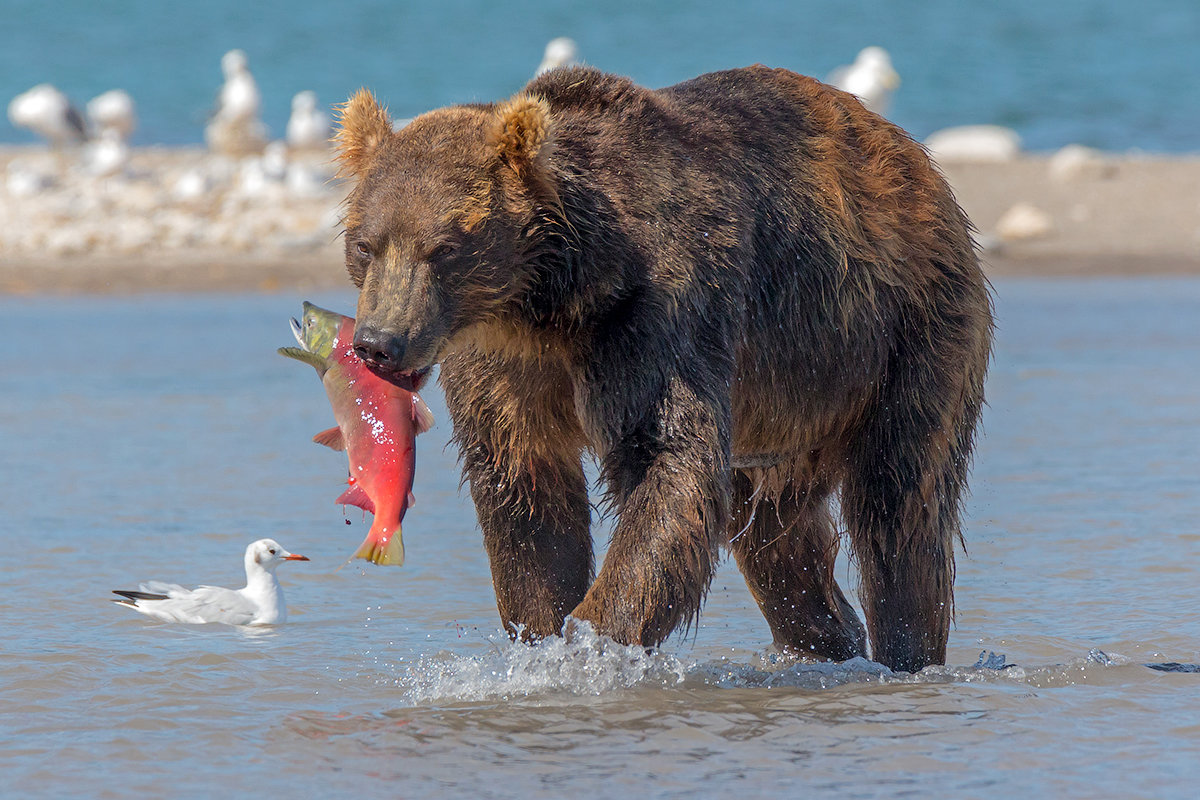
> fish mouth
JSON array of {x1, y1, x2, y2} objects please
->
[{"x1": 289, "y1": 317, "x2": 306, "y2": 349}]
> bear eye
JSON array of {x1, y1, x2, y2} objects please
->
[
  {"x1": 355, "y1": 241, "x2": 372, "y2": 259},
  {"x1": 428, "y1": 243, "x2": 457, "y2": 261}
]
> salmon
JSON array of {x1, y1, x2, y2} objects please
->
[{"x1": 279, "y1": 302, "x2": 434, "y2": 565}]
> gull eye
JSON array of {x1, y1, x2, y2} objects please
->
[{"x1": 268, "y1": 548, "x2": 277, "y2": 555}]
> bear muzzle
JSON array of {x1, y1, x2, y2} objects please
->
[{"x1": 352, "y1": 325, "x2": 433, "y2": 391}]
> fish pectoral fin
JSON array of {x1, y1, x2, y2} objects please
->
[
  {"x1": 278, "y1": 346, "x2": 327, "y2": 372},
  {"x1": 312, "y1": 427, "x2": 346, "y2": 451},
  {"x1": 412, "y1": 392, "x2": 435, "y2": 435},
  {"x1": 335, "y1": 483, "x2": 376, "y2": 514}
]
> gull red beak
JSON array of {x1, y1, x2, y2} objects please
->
[{"x1": 284, "y1": 554, "x2": 310, "y2": 561}]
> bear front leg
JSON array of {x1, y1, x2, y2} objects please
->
[
  {"x1": 570, "y1": 373, "x2": 730, "y2": 646},
  {"x1": 441, "y1": 347, "x2": 593, "y2": 641}
]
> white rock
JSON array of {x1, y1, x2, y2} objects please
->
[
  {"x1": 172, "y1": 169, "x2": 214, "y2": 201},
  {"x1": 286, "y1": 161, "x2": 331, "y2": 197},
  {"x1": 82, "y1": 129, "x2": 130, "y2": 177},
  {"x1": 112, "y1": 216, "x2": 158, "y2": 253},
  {"x1": 6, "y1": 163, "x2": 56, "y2": 197},
  {"x1": 995, "y1": 202, "x2": 1054, "y2": 241},
  {"x1": 925, "y1": 125, "x2": 1021, "y2": 164},
  {"x1": 1048, "y1": 144, "x2": 1117, "y2": 182}
]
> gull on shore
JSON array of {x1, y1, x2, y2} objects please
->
[
  {"x1": 827, "y1": 46, "x2": 900, "y2": 116},
  {"x1": 286, "y1": 90, "x2": 330, "y2": 152},
  {"x1": 206, "y1": 49, "x2": 267, "y2": 156},
  {"x1": 112, "y1": 538, "x2": 309, "y2": 625},
  {"x1": 7, "y1": 84, "x2": 87, "y2": 147},
  {"x1": 86, "y1": 89, "x2": 137, "y2": 141},
  {"x1": 536, "y1": 37, "x2": 580, "y2": 76}
]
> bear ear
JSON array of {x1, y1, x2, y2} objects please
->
[
  {"x1": 489, "y1": 94, "x2": 553, "y2": 180},
  {"x1": 333, "y1": 89, "x2": 393, "y2": 179}
]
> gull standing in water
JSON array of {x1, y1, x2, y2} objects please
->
[{"x1": 112, "y1": 539, "x2": 309, "y2": 625}]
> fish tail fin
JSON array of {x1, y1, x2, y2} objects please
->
[{"x1": 353, "y1": 524, "x2": 405, "y2": 567}]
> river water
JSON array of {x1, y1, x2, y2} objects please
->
[{"x1": 1, "y1": 277, "x2": 1198, "y2": 797}]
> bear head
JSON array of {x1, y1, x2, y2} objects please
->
[{"x1": 333, "y1": 88, "x2": 561, "y2": 385}]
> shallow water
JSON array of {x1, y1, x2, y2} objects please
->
[{"x1": 2, "y1": 277, "x2": 1199, "y2": 797}]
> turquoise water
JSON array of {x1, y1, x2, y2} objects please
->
[
  {"x1": 3, "y1": 0, "x2": 1199, "y2": 151},
  {"x1": 2, "y1": 278, "x2": 1199, "y2": 797}
]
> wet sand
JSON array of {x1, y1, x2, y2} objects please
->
[{"x1": 2, "y1": 145, "x2": 1198, "y2": 294}]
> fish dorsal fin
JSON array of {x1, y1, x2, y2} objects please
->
[
  {"x1": 312, "y1": 426, "x2": 346, "y2": 451},
  {"x1": 336, "y1": 483, "x2": 375, "y2": 514},
  {"x1": 412, "y1": 392, "x2": 435, "y2": 434},
  {"x1": 277, "y1": 346, "x2": 327, "y2": 372}
]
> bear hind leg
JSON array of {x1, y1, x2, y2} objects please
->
[
  {"x1": 841, "y1": 355, "x2": 985, "y2": 672},
  {"x1": 728, "y1": 471, "x2": 867, "y2": 661}
]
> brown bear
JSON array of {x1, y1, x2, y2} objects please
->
[{"x1": 332, "y1": 65, "x2": 992, "y2": 672}]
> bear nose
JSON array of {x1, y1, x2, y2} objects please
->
[{"x1": 352, "y1": 326, "x2": 406, "y2": 369}]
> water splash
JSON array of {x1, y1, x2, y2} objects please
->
[
  {"x1": 391, "y1": 620, "x2": 690, "y2": 705},
  {"x1": 363, "y1": 620, "x2": 1138, "y2": 707}
]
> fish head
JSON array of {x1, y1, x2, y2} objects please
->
[
  {"x1": 279, "y1": 302, "x2": 354, "y2": 373},
  {"x1": 293, "y1": 301, "x2": 351, "y2": 358}
]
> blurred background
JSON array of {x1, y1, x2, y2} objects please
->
[{"x1": 3, "y1": 0, "x2": 1198, "y2": 152}]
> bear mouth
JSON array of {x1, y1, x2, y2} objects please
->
[{"x1": 365, "y1": 364, "x2": 433, "y2": 393}]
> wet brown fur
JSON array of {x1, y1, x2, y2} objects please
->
[{"x1": 335, "y1": 66, "x2": 993, "y2": 672}]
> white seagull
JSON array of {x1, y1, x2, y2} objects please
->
[
  {"x1": 112, "y1": 539, "x2": 309, "y2": 626},
  {"x1": 214, "y1": 49, "x2": 261, "y2": 124},
  {"x1": 86, "y1": 89, "x2": 137, "y2": 141},
  {"x1": 7, "y1": 84, "x2": 87, "y2": 147},
  {"x1": 286, "y1": 90, "x2": 330, "y2": 151},
  {"x1": 827, "y1": 46, "x2": 901, "y2": 116},
  {"x1": 535, "y1": 37, "x2": 579, "y2": 76},
  {"x1": 206, "y1": 49, "x2": 267, "y2": 155}
]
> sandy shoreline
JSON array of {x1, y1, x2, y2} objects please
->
[{"x1": 2, "y1": 145, "x2": 1198, "y2": 294}]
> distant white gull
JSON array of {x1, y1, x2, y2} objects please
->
[
  {"x1": 286, "y1": 90, "x2": 330, "y2": 151},
  {"x1": 112, "y1": 539, "x2": 309, "y2": 625},
  {"x1": 206, "y1": 49, "x2": 267, "y2": 155},
  {"x1": 536, "y1": 37, "x2": 580, "y2": 76},
  {"x1": 827, "y1": 46, "x2": 901, "y2": 116},
  {"x1": 7, "y1": 84, "x2": 87, "y2": 147},
  {"x1": 86, "y1": 89, "x2": 137, "y2": 141},
  {"x1": 215, "y1": 49, "x2": 260, "y2": 124}
]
